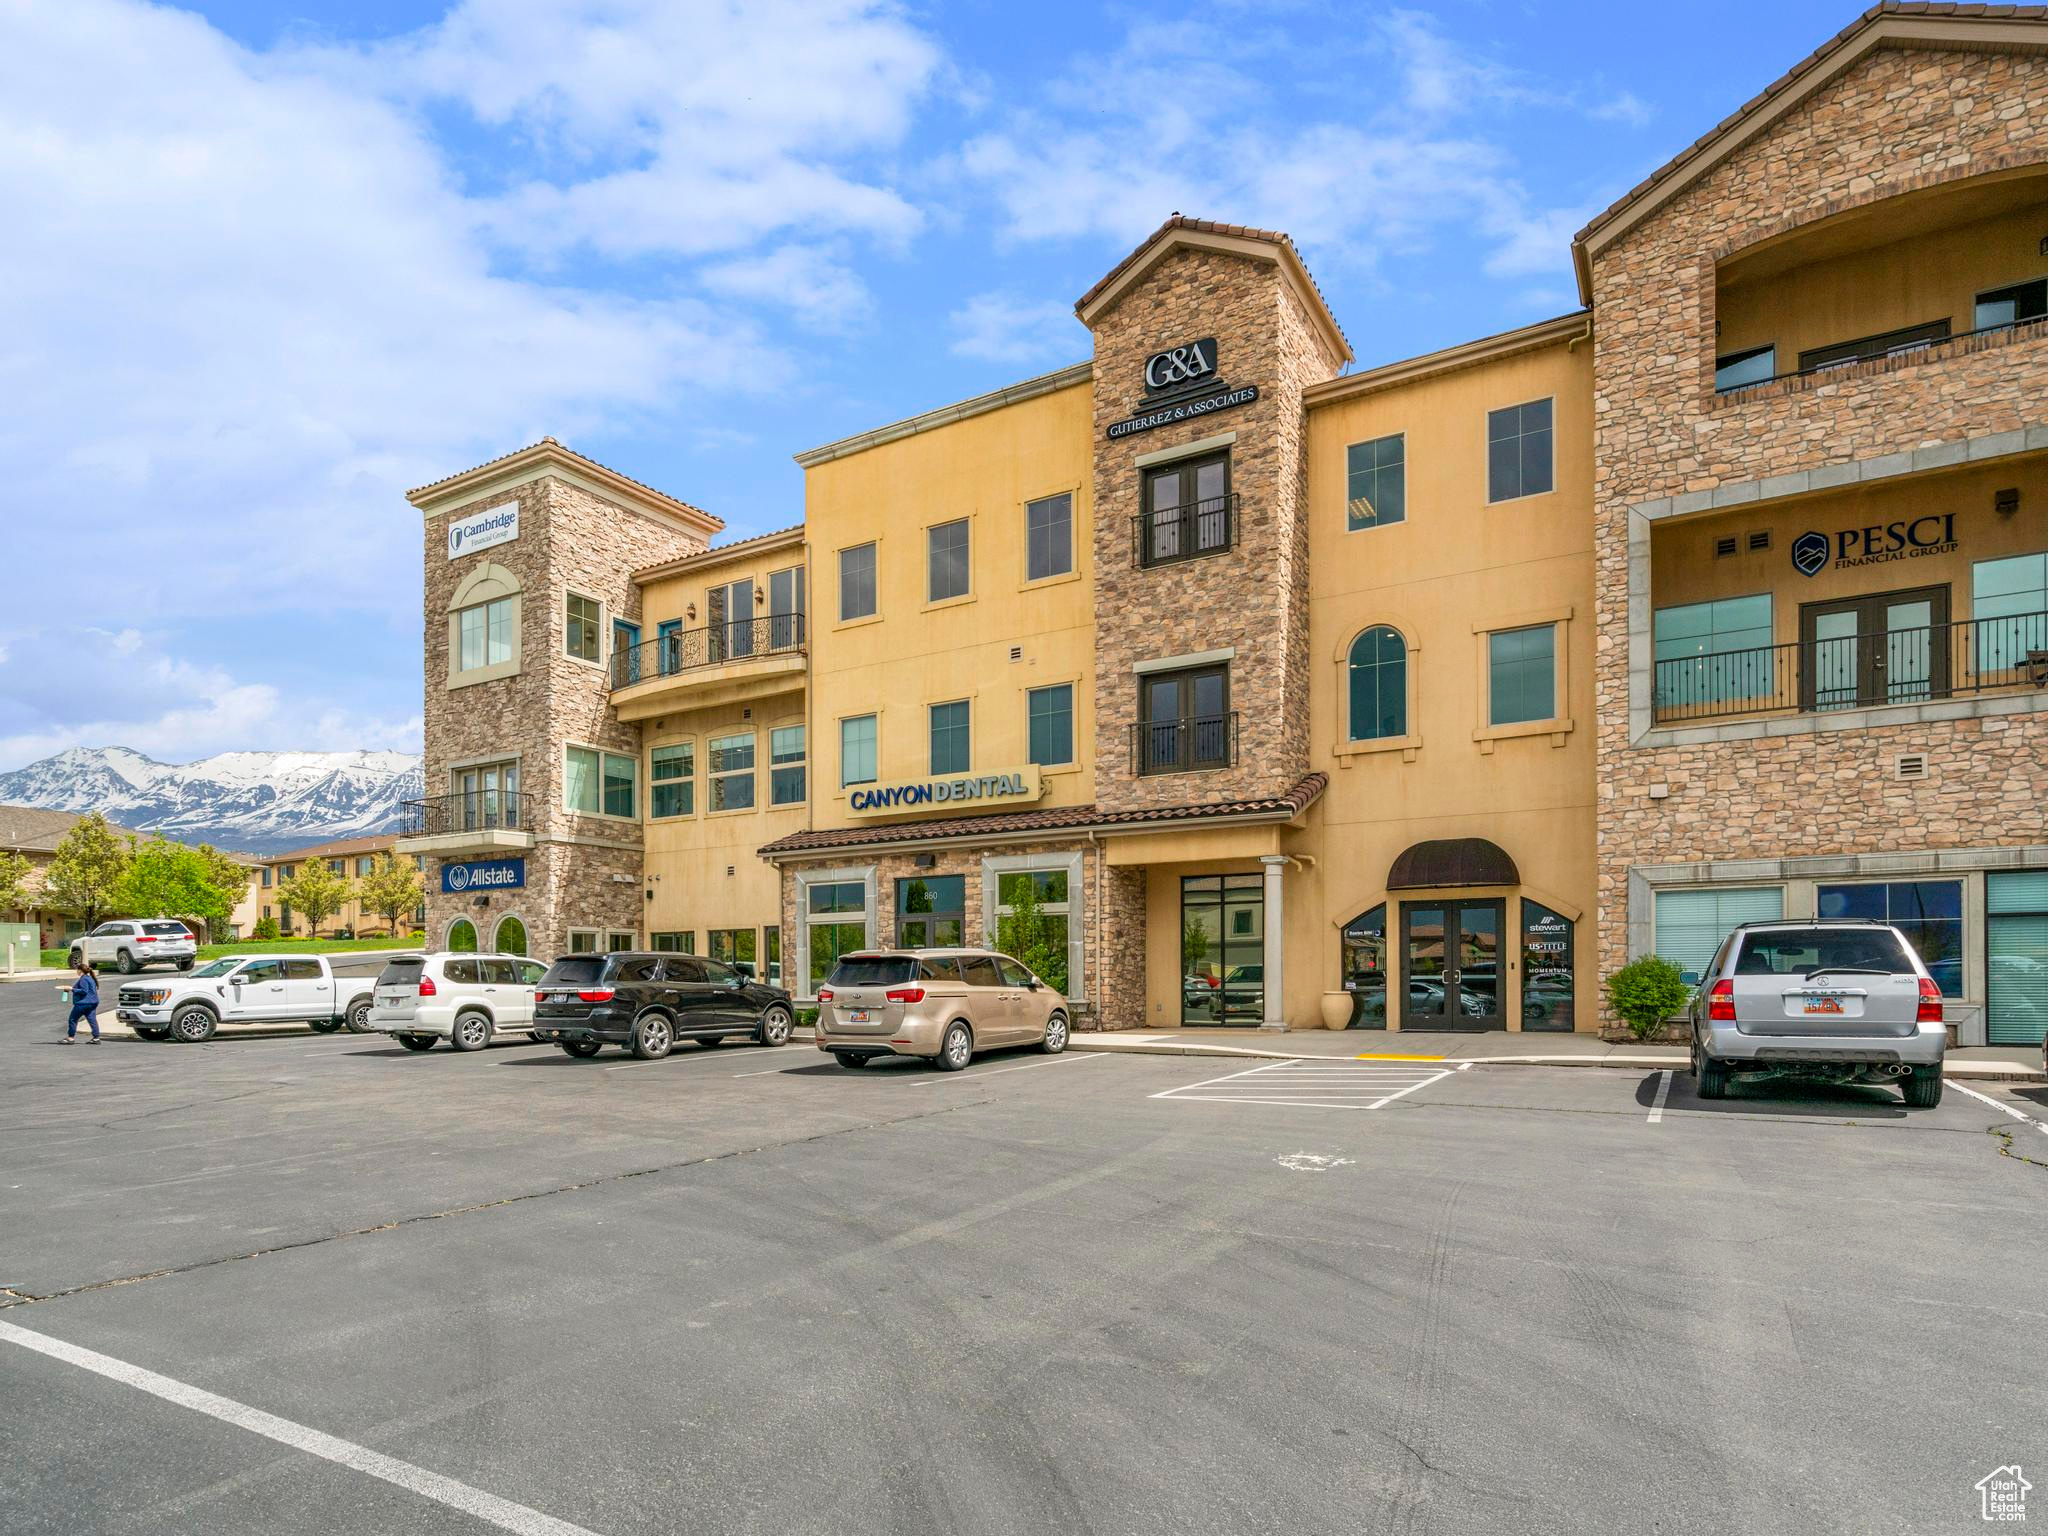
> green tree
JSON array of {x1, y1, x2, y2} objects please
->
[
  {"x1": 196, "y1": 845, "x2": 253, "y2": 939},
  {"x1": 0, "y1": 848, "x2": 30, "y2": 915},
  {"x1": 994, "y1": 875, "x2": 1068, "y2": 994},
  {"x1": 276, "y1": 860, "x2": 353, "y2": 939},
  {"x1": 357, "y1": 853, "x2": 423, "y2": 936},
  {"x1": 118, "y1": 835, "x2": 236, "y2": 937},
  {"x1": 43, "y1": 813, "x2": 130, "y2": 932}
]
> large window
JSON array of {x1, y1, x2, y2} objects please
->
[
  {"x1": 993, "y1": 869, "x2": 1071, "y2": 996},
  {"x1": 650, "y1": 742, "x2": 694, "y2": 819},
  {"x1": 1817, "y1": 881, "x2": 1964, "y2": 996},
  {"x1": 806, "y1": 879, "x2": 869, "y2": 994},
  {"x1": 929, "y1": 700, "x2": 970, "y2": 775},
  {"x1": 1520, "y1": 901, "x2": 1575, "y2": 1032},
  {"x1": 839, "y1": 543, "x2": 877, "y2": 621},
  {"x1": 1139, "y1": 452, "x2": 1232, "y2": 566},
  {"x1": 1653, "y1": 594, "x2": 1774, "y2": 708},
  {"x1": 770, "y1": 726, "x2": 806, "y2": 806},
  {"x1": 566, "y1": 746, "x2": 636, "y2": 818},
  {"x1": 769, "y1": 565, "x2": 806, "y2": 649},
  {"x1": 650, "y1": 931, "x2": 695, "y2": 953},
  {"x1": 1347, "y1": 626, "x2": 1407, "y2": 741},
  {"x1": 1181, "y1": 874, "x2": 1263, "y2": 1025},
  {"x1": 1346, "y1": 433, "x2": 1405, "y2": 530},
  {"x1": 708, "y1": 927, "x2": 757, "y2": 974},
  {"x1": 1973, "y1": 552, "x2": 2048, "y2": 674},
  {"x1": 1138, "y1": 664, "x2": 1231, "y2": 774},
  {"x1": 1988, "y1": 872, "x2": 2048, "y2": 1047},
  {"x1": 897, "y1": 876, "x2": 965, "y2": 948},
  {"x1": 708, "y1": 732, "x2": 755, "y2": 812},
  {"x1": 1713, "y1": 346, "x2": 1776, "y2": 392},
  {"x1": 457, "y1": 597, "x2": 516, "y2": 672},
  {"x1": 1487, "y1": 624, "x2": 1556, "y2": 726},
  {"x1": 1653, "y1": 886, "x2": 1784, "y2": 983},
  {"x1": 1976, "y1": 277, "x2": 2048, "y2": 332},
  {"x1": 1028, "y1": 683, "x2": 1074, "y2": 766},
  {"x1": 841, "y1": 715, "x2": 877, "y2": 787},
  {"x1": 1026, "y1": 493, "x2": 1073, "y2": 581},
  {"x1": 928, "y1": 519, "x2": 971, "y2": 602},
  {"x1": 1340, "y1": 904, "x2": 1389, "y2": 1026},
  {"x1": 565, "y1": 592, "x2": 602, "y2": 662},
  {"x1": 1486, "y1": 398, "x2": 1553, "y2": 502}
]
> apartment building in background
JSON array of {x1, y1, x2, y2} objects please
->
[{"x1": 252, "y1": 833, "x2": 424, "y2": 939}]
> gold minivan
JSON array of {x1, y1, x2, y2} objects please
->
[{"x1": 814, "y1": 948, "x2": 1070, "y2": 1070}]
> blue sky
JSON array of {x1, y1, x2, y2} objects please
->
[{"x1": 0, "y1": 0, "x2": 1864, "y2": 772}]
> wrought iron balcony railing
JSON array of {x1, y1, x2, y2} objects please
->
[
  {"x1": 399, "y1": 791, "x2": 534, "y2": 837},
  {"x1": 1131, "y1": 493, "x2": 1238, "y2": 568},
  {"x1": 1130, "y1": 712, "x2": 1240, "y2": 776},
  {"x1": 611, "y1": 612, "x2": 805, "y2": 690}
]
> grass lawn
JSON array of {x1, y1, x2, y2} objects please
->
[{"x1": 39, "y1": 935, "x2": 424, "y2": 968}]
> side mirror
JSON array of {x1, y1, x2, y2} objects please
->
[{"x1": 1025, "y1": 978, "x2": 1041, "y2": 991}]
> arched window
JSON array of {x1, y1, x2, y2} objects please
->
[
  {"x1": 447, "y1": 918, "x2": 478, "y2": 953},
  {"x1": 494, "y1": 915, "x2": 527, "y2": 955},
  {"x1": 1348, "y1": 626, "x2": 1407, "y2": 741}
]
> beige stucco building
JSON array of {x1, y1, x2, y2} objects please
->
[{"x1": 402, "y1": 3, "x2": 2048, "y2": 1045}]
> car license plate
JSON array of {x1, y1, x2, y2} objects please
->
[
  {"x1": 1803, "y1": 996, "x2": 1845, "y2": 1015},
  {"x1": 846, "y1": 1008, "x2": 871, "y2": 1024}
]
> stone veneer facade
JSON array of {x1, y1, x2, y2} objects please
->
[{"x1": 1590, "y1": 42, "x2": 2048, "y2": 989}]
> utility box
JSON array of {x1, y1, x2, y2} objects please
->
[{"x1": 0, "y1": 923, "x2": 40, "y2": 975}]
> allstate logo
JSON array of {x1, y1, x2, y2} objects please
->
[
  {"x1": 1791, "y1": 530, "x2": 1831, "y2": 578},
  {"x1": 447, "y1": 865, "x2": 471, "y2": 892}
]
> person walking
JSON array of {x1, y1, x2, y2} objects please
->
[{"x1": 65, "y1": 958, "x2": 101, "y2": 1043}]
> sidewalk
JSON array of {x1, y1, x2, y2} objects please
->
[{"x1": 1071, "y1": 1027, "x2": 2046, "y2": 1082}]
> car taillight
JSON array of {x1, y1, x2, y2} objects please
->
[
  {"x1": 577, "y1": 989, "x2": 615, "y2": 1003},
  {"x1": 1917, "y1": 977, "x2": 1944, "y2": 1023},
  {"x1": 137, "y1": 935, "x2": 157, "y2": 943},
  {"x1": 1707, "y1": 979, "x2": 1736, "y2": 1021},
  {"x1": 416, "y1": 975, "x2": 437, "y2": 997},
  {"x1": 885, "y1": 987, "x2": 925, "y2": 1004},
  {"x1": 816, "y1": 988, "x2": 833, "y2": 1003}
]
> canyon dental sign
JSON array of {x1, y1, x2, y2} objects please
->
[
  {"x1": 847, "y1": 767, "x2": 1044, "y2": 818},
  {"x1": 446, "y1": 501, "x2": 519, "y2": 560}
]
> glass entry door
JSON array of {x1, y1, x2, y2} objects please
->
[
  {"x1": 1401, "y1": 900, "x2": 1503, "y2": 1029},
  {"x1": 1181, "y1": 874, "x2": 1264, "y2": 1026},
  {"x1": 1802, "y1": 586, "x2": 1949, "y2": 710}
]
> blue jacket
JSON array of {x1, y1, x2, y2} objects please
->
[{"x1": 71, "y1": 972, "x2": 99, "y2": 1008}]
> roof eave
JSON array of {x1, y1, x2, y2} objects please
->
[
  {"x1": 407, "y1": 441, "x2": 724, "y2": 538},
  {"x1": 631, "y1": 526, "x2": 807, "y2": 585}
]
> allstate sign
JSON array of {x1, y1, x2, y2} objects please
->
[
  {"x1": 446, "y1": 501, "x2": 519, "y2": 561},
  {"x1": 441, "y1": 858, "x2": 525, "y2": 894},
  {"x1": 847, "y1": 766, "x2": 1043, "y2": 819}
]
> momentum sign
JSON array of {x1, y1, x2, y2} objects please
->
[
  {"x1": 441, "y1": 857, "x2": 525, "y2": 894},
  {"x1": 847, "y1": 766, "x2": 1044, "y2": 818},
  {"x1": 446, "y1": 501, "x2": 519, "y2": 561}
]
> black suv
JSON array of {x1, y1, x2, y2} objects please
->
[{"x1": 532, "y1": 951, "x2": 795, "y2": 1060}]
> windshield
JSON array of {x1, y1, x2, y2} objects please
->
[
  {"x1": 828, "y1": 956, "x2": 917, "y2": 987},
  {"x1": 1734, "y1": 928, "x2": 1915, "y2": 978},
  {"x1": 191, "y1": 958, "x2": 241, "y2": 978},
  {"x1": 542, "y1": 957, "x2": 610, "y2": 987},
  {"x1": 376, "y1": 959, "x2": 425, "y2": 987}
]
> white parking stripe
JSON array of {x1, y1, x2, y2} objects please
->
[
  {"x1": 909, "y1": 1053, "x2": 1110, "y2": 1086},
  {"x1": 0, "y1": 1319, "x2": 604, "y2": 1536},
  {"x1": 1153, "y1": 1057, "x2": 1454, "y2": 1110},
  {"x1": 1648, "y1": 1070, "x2": 1673, "y2": 1124},
  {"x1": 1951, "y1": 1082, "x2": 2048, "y2": 1136}
]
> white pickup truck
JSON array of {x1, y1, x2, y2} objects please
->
[{"x1": 112, "y1": 954, "x2": 378, "y2": 1042}]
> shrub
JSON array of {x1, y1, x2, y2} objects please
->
[
  {"x1": 1603, "y1": 955, "x2": 1690, "y2": 1040},
  {"x1": 252, "y1": 916, "x2": 280, "y2": 941},
  {"x1": 797, "y1": 1006, "x2": 819, "y2": 1028}
]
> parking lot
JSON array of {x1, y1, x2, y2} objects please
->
[{"x1": 5, "y1": 990, "x2": 2047, "y2": 1535}]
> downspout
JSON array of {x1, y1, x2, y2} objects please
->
[{"x1": 1566, "y1": 318, "x2": 1593, "y2": 352}]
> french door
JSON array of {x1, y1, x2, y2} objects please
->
[
  {"x1": 1401, "y1": 900, "x2": 1503, "y2": 1030},
  {"x1": 1800, "y1": 585, "x2": 1950, "y2": 711}
]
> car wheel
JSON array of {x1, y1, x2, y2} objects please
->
[
  {"x1": 832, "y1": 1051, "x2": 869, "y2": 1069},
  {"x1": 1901, "y1": 1066, "x2": 1943, "y2": 1109},
  {"x1": 307, "y1": 1017, "x2": 343, "y2": 1034},
  {"x1": 67, "y1": 948, "x2": 83, "y2": 969},
  {"x1": 398, "y1": 1034, "x2": 437, "y2": 1051},
  {"x1": 344, "y1": 998, "x2": 375, "y2": 1033},
  {"x1": 757, "y1": 1004, "x2": 793, "y2": 1048},
  {"x1": 117, "y1": 949, "x2": 138, "y2": 975},
  {"x1": 560, "y1": 1040, "x2": 603, "y2": 1058},
  {"x1": 1040, "y1": 1013, "x2": 1069, "y2": 1054},
  {"x1": 631, "y1": 1013, "x2": 673, "y2": 1060},
  {"x1": 177, "y1": 958, "x2": 195, "y2": 972},
  {"x1": 449, "y1": 1011, "x2": 491, "y2": 1053},
  {"x1": 134, "y1": 1026, "x2": 170, "y2": 1041},
  {"x1": 1694, "y1": 1040, "x2": 1730, "y2": 1100},
  {"x1": 934, "y1": 1021, "x2": 972, "y2": 1072},
  {"x1": 171, "y1": 1004, "x2": 217, "y2": 1043}
]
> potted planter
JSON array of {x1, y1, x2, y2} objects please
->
[{"x1": 1319, "y1": 991, "x2": 1355, "y2": 1030}]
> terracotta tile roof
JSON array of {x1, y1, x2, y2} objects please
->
[
  {"x1": 1572, "y1": 3, "x2": 2048, "y2": 256},
  {"x1": 260, "y1": 833, "x2": 400, "y2": 864},
  {"x1": 758, "y1": 773, "x2": 1327, "y2": 857},
  {"x1": 406, "y1": 437, "x2": 721, "y2": 527},
  {"x1": 632, "y1": 522, "x2": 806, "y2": 583}
]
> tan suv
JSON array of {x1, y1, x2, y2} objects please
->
[{"x1": 815, "y1": 949, "x2": 1069, "y2": 1070}]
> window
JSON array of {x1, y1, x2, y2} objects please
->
[
  {"x1": 1653, "y1": 594, "x2": 1774, "y2": 708},
  {"x1": 604, "y1": 931, "x2": 636, "y2": 953},
  {"x1": 928, "y1": 519, "x2": 970, "y2": 602},
  {"x1": 1988, "y1": 872, "x2": 2048, "y2": 1047},
  {"x1": 1817, "y1": 881, "x2": 1964, "y2": 996},
  {"x1": 565, "y1": 592, "x2": 602, "y2": 662},
  {"x1": 897, "y1": 875, "x2": 965, "y2": 948},
  {"x1": 1653, "y1": 886, "x2": 1783, "y2": 983},
  {"x1": 279, "y1": 864, "x2": 295, "y2": 880},
  {"x1": 1520, "y1": 902, "x2": 1575, "y2": 1032},
  {"x1": 1345, "y1": 434, "x2": 1405, "y2": 529},
  {"x1": 708, "y1": 928, "x2": 757, "y2": 973},
  {"x1": 493, "y1": 916, "x2": 528, "y2": 955},
  {"x1": 356, "y1": 856, "x2": 375, "y2": 876},
  {"x1": 770, "y1": 726, "x2": 806, "y2": 806},
  {"x1": 1713, "y1": 346, "x2": 1777, "y2": 392},
  {"x1": 841, "y1": 715, "x2": 877, "y2": 787},
  {"x1": 1975, "y1": 277, "x2": 2048, "y2": 333},
  {"x1": 769, "y1": 565, "x2": 806, "y2": 649},
  {"x1": 1139, "y1": 453, "x2": 1232, "y2": 565},
  {"x1": 1138, "y1": 665, "x2": 1231, "y2": 774},
  {"x1": 806, "y1": 878, "x2": 870, "y2": 993},
  {"x1": 1487, "y1": 625, "x2": 1556, "y2": 726},
  {"x1": 709, "y1": 579, "x2": 754, "y2": 660},
  {"x1": 1973, "y1": 552, "x2": 2048, "y2": 674},
  {"x1": 447, "y1": 917, "x2": 478, "y2": 954},
  {"x1": 566, "y1": 746, "x2": 636, "y2": 818},
  {"x1": 1026, "y1": 493, "x2": 1073, "y2": 581},
  {"x1": 839, "y1": 543, "x2": 877, "y2": 621},
  {"x1": 651, "y1": 743, "x2": 694, "y2": 818},
  {"x1": 1799, "y1": 319, "x2": 1950, "y2": 373},
  {"x1": 328, "y1": 860, "x2": 345, "y2": 875},
  {"x1": 708, "y1": 732, "x2": 755, "y2": 812},
  {"x1": 993, "y1": 867, "x2": 1073, "y2": 996},
  {"x1": 261, "y1": 867, "x2": 271, "y2": 887},
  {"x1": 1027, "y1": 683, "x2": 1074, "y2": 766},
  {"x1": 1487, "y1": 399, "x2": 1553, "y2": 502},
  {"x1": 567, "y1": 929, "x2": 599, "y2": 954},
  {"x1": 929, "y1": 700, "x2": 970, "y2": 775},
  {"x1": 1346, "y1": 626, "x2": 1407, "y2": 741},
  {"x1": 278, "y1": 905, "x2": 292, "y2": 931},
  {"x1": 1341, "y1": 904, "x2": 1389, "y2": 1020},
  {"x1": 457, "y1": 596, "x2": 516, "y2": 671},
  {"x1": 650, "y1": 931, "x2": 696, "y2": 953}
]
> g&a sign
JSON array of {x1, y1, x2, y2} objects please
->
[
  {"x1": 446, "y1": 501, "x2": 519, "y2": 561},
  {"x1": 848, "y1": 766, "x2": 1044, "y2": 819}
]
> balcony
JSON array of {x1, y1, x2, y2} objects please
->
[
  {"x1": 610, "y1": 613, "x2": 806, "y2": 719},
  {"x1": 1132, "y1": 494, "x2": 1238, "y2": 568},
  {"x1": 1130, "y1": 712, "x2": 1240, "y2": 776},
  {"x1": 1652, "y1": 612, "x2": 2048, "y2": 726},
  {"x1": 393, "y1": 792, "x2": 535, "y2": 858}
]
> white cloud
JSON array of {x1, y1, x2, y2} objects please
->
[
  {"x1": 947, "y1": 293, "x2": 1088, "y2": 365},
  {"x1": 702, "y1": 245, "x2": 875, "y2": 332}
]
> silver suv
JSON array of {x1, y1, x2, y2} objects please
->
[
  {"x1": 370, "y1": 952, "x2": 548, "y2": 1051},
  {"x1": 1688, "y1": 919, "x2": 1946, "y2": 1107},
  {"x1": 71, "y1": 920, "x2": 197, "y2": 974},
  {"x1": 815, "y1": 948, "x2": 1069, "y2": 1071}
]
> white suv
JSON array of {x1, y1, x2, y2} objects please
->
[
  {"x1": 72, "y1": 920, "x2": 198, "y2": 974},
  {"x1": 369, "y1": 952, "x2": 547, "y2": 1052}
]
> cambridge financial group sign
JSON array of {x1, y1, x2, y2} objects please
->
[{"x1": 446, "y1": 501, "x2": 519, "y2": 561}]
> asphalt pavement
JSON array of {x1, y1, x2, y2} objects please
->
[{"x1": 4, "y1": 992, "x2": 2046, "y2": 1535}]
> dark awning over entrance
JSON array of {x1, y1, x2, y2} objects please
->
[{"x1": 1386, "y1": 837, "x2": 1519, "y2": 890}]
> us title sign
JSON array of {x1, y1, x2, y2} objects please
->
[
  {"x1": 1106, "y1": 338, "x2": 1258, "y2": 440},
  {"x1": 847, "y1": 766, "x2": 1044, "y2": 819}
]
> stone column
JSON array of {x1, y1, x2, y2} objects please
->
[{"x1": 1261, "y1": 854, "x2": 1288, "y2": 1031}]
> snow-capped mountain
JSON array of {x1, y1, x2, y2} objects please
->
[{"x1": 0, "y1": 748, "x2": 423, "y2": 854}]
